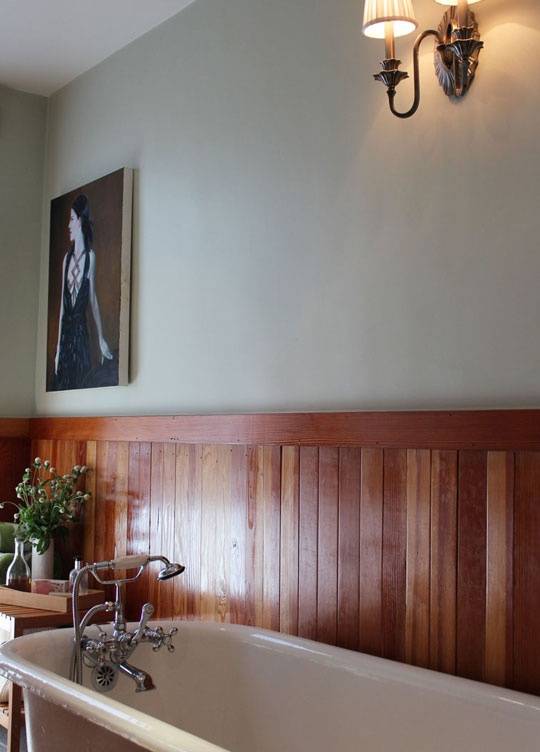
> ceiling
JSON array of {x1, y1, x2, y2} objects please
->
[{"x1": 0, "y1": 0, "x2": 196, "y2": 96}]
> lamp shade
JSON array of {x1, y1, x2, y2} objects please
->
[
  {"x1": 363, "y1": 0, "x2": 418, "y2": 39},
  {"x1": 433, "y1": 0, "x2": 482, "y2": 4}
]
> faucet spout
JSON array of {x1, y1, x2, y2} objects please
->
[{"x1": 117, "y1": 661, "x2": 155, "y2": 692}]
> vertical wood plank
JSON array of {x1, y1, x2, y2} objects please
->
[
  {"x1": 175, "y1": 444, "x2": 203, "y2": 619},
  {"x1": 148, "y1": 443, "x2": 176, "y2": 617},
  {"x1": 457, "y1": 450, "x2": 487, "y2": 681},
  {"x1": 126, "y1": 443, "x2": 151, "y2": 620},
  {"x1": 229, "y1": 445, "x2": 248, "y2": 625},
  {"x1": 485, "y1": 451, "x2": 514, "y2": 687},
  {"x1": 0, "y1": 438, "x2": 30, "y2": 521},
  {"x1": 514, "y1": 452, "x2": 540, "y2": 694},
  {"x1": 429, "y1": 450, "x2": 458, "y2": 674},
  {"x1": 200, "y1": 445, "x2": 232, "y2": 623},
  {"x1": 94, "y1": 442, "x2": 114, "y2": 563},
  {"x1": 262, "y1": 446, "x2": 281, "y2": 631},
  {"x1": 405, "y1": 449, "x2": 431, "y2": 667},
  {"x1": 317, "y1": 447, "x2": 339, "y2": 645},
  {"x1": 337, "y1": 448, "x2": 361, "y2": 651},
  {"x1": 298, "y1": 447, "x2": 318, "y2": 640},
  {"x1": 113, "y1": 442, "x2": 129, "y2": 562},
  {"x1": 280, "y1": 446, "x2": 299, "y2": 636},
  {"x1": 246, "y1": 446, "x2": 263, "y2": 627},
  {"x1": 359, "y1": 448, "x2": 383, "y2": 655},
  {"x1": 382, "y1": 448, "x2": 407, "y2": 662},
  {"x1": 83, "y1": 441, "x2": 97, "y2": 565}
]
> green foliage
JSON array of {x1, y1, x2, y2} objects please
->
[{"x1": 0, "y1": 458, "x2": 91, "y2": 554}]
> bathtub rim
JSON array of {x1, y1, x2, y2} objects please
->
[
  {"x1": 1, "y1": 619, "x2": 540, "y2": 748},
  {"x1": 0, "y1": 622, "x2": 230, "y2": 752}
]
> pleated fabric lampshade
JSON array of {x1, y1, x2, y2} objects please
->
[{"x1": 362, "y1": 0, "x2": 418, "y2": 39}]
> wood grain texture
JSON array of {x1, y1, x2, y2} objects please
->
[
  {"x1": 337, "y1": 448, "x2": 361, "y2": 650},
  {"x1": 457, "y1": 450, "x2": 487, "y2": 681},
  {"x1": 405, "y1": 449, "x2": 431, "y2": 668},
  {"x1": 298, "y1": 447, "x2": 318, "y2": 640},
  {"x1": 429, "y1": 450, "x2": 458, "y2": 675},
  {"x1": 280, "y1": 447, "x2": 299, "y2": 636},
  {"x1": 514, "y1": 452, "x2": 540, "y2": 694},
  {"x1": 317, "y1": 447, "x2": 339, "y2": 645},
  {"x1": 0, "y1": 438, "x2": 30, "y2": 521},
  {"x1": 29, "y1": 410, "x2": 540, "y2": 449},
  {"x1": 0, "y1": 419, "x2": 30, "y2": 439},
  {"x1": 382, "y1": 449, "x2": 407, "y2": 663},
  {"x1": 485, "y1": 451, "x2": 514, "y2": 687},
  {"x1": 7, "y1": 410, "x2": 539, "y2": 697},
  {"x1": 359, "y1": 448, "x2": 383, "y2": 656}
]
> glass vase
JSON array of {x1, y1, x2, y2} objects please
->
[{"x1": 6, "y1": 538, "x2": 31, "y2": 592}]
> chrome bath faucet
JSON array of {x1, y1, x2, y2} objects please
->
[{"x1": 70, "y1": 554, "x2": 185, "y2": 692}]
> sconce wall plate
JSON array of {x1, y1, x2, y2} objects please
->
[{"x1": 435, "y1": 9, "x2": 482, "y2": 97}]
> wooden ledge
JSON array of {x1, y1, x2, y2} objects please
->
[
  {"x1": 0, "y1": 419, "x2": 30, "y2": 439},
  {"x1": 28, "y1": 410, "x2": 540, "y2": 450}
]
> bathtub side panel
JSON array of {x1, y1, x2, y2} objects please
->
[{"x1": 24, "y1": 692, "x2": 150, "y2": 752}]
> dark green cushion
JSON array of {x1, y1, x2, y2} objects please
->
[
  {"x1": 0, "y1": 553, "x2": 14, "y2": 585},
  {"x1": 0, "y1": 523, "x2": 17, "y2": 554}
]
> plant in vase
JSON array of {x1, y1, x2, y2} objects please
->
[{"x1": 0, "y1": 458, "x2": 90, "y2": 584}]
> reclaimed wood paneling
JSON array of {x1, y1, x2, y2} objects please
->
[
  {"x1": 514, "y1": 452, "x2": 540, "y2": 694},
  {"x1": 3, "y1": 411, "x2": 538, "y2": 697},
  {"x1": 429, "y1": 450, "x2": 458, "y2": 675},
  {"x1": 457, "y1": 451, "x2": 487, "y2": 681},
  {"x1": 358, "y1": 448, "x2": 383, "y2": 656},
  {"x1": 405, "y1": 449, "x2": 431, "y2": 668},
  {"x1": 0, "y1": 438, "x2": 30, "y2": 521},
  {"x1": 485, "y1": 451, "x2": 514, "y2": 687},
  {"x1": 337, "y1": 448, "x2": 361, "y2": 650}
]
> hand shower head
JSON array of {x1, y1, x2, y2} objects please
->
[{"x1": 157, "y1": 562, "x2": 185, "y2": 580}]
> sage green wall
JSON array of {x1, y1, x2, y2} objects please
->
[
  {"x1": 34, "y1": 0, "x2": 540, "y2": 416},
  {"x1": 0, "y1": 86, "x2": 46, "y2": 416}
]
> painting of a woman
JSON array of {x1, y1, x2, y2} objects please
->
[
  {"x1": 54, "y1": 194, "x2": 113, "y2": 390},
  {"x1": 46, "y1": 168, "x2": 133, "y2": 391}
]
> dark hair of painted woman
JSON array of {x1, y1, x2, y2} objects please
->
[{"x1": 54, "y1": 194, "x2": 113, "y2": 390}]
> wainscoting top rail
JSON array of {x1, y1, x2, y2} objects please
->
[
  {"x1": 27, "y1": 410, "x2": 540, "y2": 449},
  {"x1": 0, "y1": 419, "x2": 30, "y2": 438}
]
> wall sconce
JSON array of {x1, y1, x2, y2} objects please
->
[{"x1": 363, "y1": 0, "x2": 484, "y2": 118}]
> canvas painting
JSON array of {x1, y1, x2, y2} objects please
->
[{"x1": 46, "y1": 168, "x2": 133, "y2": 391}]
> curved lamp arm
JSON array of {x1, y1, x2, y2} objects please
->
[{"x1": 387, "y1": 30, "x2": 443, "y2": 119}]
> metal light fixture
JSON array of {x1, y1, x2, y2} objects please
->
[{"x1": 363, "y1": 0, "x2": 484, "y2": 118}]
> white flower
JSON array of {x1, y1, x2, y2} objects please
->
[{"x1": 34, "y1": 457, "x2": 42, "y2": 465}]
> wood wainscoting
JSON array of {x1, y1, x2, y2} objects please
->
[
  {"x1": 5, "y1": 411, "x2": 540, "y2": 695},
  {"x1": 0, "y1": 420, "x2": 30, "y2": 522}
]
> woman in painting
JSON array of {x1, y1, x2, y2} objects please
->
[{"x1": 54, "y1": 194, "x2": 112, "y2": 390}]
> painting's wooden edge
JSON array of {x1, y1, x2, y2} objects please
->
[
  {"x1": 0, "y1": 419, "x2": 31, "y2": 439},
  {"x1": 118, "y1": 167, "x2": 133, "y2": 387},
  {"x1": 27, "y1": 410, "x2": 540, "y2": 449}
]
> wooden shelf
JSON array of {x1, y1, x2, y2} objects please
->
[{"x1": 0, "y1": 587, "x2": 103, "y2": 613}]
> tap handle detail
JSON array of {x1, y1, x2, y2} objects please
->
[{"x1": 132, "y1": 603, "x2": 154, "y2": 644}]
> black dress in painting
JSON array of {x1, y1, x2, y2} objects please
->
[{"x1": 55, "y1": 249, "x2": 92, "y2": 390}]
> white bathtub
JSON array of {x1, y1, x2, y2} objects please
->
[{"x1": 0, "y1": 620, "x2": 539, "y2": 752}]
